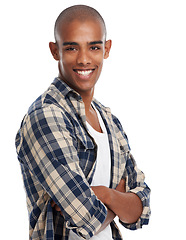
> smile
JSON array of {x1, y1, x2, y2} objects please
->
[
  {"x1": 73, "y1": 69, "x2": 95, "y2": 77},
  {"x1": 77, "y1": 70, "x2": 93, "y2": 76}
]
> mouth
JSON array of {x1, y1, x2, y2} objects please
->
[{"x1": 73, "y1": 69, "x2": 95, "y2": 78}]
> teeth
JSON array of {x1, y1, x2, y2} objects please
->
[{"x1": 76, "y1": 70, "x2": 93, "y2": 76}]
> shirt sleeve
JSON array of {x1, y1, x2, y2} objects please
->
[
  {"x1": 120, "y1": 152, "x2": 151, "y2": 230},
  {"x1": 16, "y1": 105, "x2": 107, "y2": 239},
  {"x1": 112, "y1": 114, "x2": 151, "y2": 230}
]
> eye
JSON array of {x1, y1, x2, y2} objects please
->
[
  {"x1": 90, "y1": 46, "x2": 101, "y2": 51},
  {"x1": 65, "y1": 47, "x2": 77, "y2": 51}
]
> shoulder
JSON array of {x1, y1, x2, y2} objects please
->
[
  {"x1": 27, "y1": 83, "x2": 64, "y2": 116},
  {"x1": 93, "y1": 98, "x2": 126, "y2": 131},
  {"x1": 22, "y1": 89, "x2": 73, "y2": 135}
]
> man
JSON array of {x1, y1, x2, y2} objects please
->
[{"x1": 15, "y1": 5, "x2": 150, "y2": 240}]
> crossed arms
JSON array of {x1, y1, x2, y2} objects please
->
[
  {"x1": 16, "y1": 106, "x2": 151, "y2": 239},
  {"x1": 52, "y1": 178, "x2": 143, "y2": 234}
]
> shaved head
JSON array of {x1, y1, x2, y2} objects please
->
[
  {"x1": 54, "y1": 5, "x2": 107, "y2": 43},
  {"x1": 49, "y1": 4, "x2": 112, "y2": 96}
]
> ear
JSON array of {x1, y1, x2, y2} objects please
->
[
  {"x1": 49, "y1": 42, "x2": 60, "y2": 61},
  {"x1": 104, "y1": 40, "x2": 112, "y2": 59}
]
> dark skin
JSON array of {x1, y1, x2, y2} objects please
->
[
  {"x1": 50, "y1": 19, "x2": 110, "y2": 132},
  {"x1": 49, "y1": 18, "x2": 142, "y2": 233}
]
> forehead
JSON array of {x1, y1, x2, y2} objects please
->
[{"x1": 56, "y1": 19, "x2": 105, "y2": 44}]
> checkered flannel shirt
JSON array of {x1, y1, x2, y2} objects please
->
[{"x1": 15, "y1": 78, "x2": 151, "y2": 240}]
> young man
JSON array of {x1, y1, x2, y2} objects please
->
[{"x1": 15, "y1": 5, "x2": 150, "y2": 240}]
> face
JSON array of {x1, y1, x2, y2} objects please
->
[{"x1": 49, "y1": 19, "x2": 111, "y2": 95}]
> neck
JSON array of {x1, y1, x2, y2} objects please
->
[
  {"x1": 58, "y1": 74, "x2": 95, "y2": 114},
  {"x1": 80, "y1": 88, "x2": 94, "y2": 115}
]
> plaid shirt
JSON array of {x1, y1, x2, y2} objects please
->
[{"x1": 15, "y1": 78, "x2": 151, "y2": 240}]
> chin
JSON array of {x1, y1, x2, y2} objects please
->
[
  {"x1": 73, "y1": 79, "x2": 97, "y2": 92},
  {"x1": 76, "y1": 85, "x2": 95, "y2": 93}
]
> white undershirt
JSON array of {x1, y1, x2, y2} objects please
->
[{"x1": 69, "y1": 105, "x2": 113, "y2": 240}]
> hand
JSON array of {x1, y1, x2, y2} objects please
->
[
  {"x1": 115, "y1": 178, "x2": 126, "y2": 193},
  {"x1": 91, "y1": 180, "x2": 126, "y2": 206},
  {"x1": 91, "y1": 186, "x2": 108, "y2": 204},
  {"x1": 51, "y1": 200, "x2": 63, "y2": 216}
]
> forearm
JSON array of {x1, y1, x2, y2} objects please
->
[
  {"x1": 91, "y1": 185, "x2": 142, "y2": 224},
  {"x1": 107, "y1": 189, "x2": 142, "y2": 224},
  {"x1": 52, "y1": 187, "x2": 115, "y2": 236}
]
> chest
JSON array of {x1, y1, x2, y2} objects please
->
[
  {"x1": 87, "y1": 115, "x2": 111, "y2": 188},
  {"x1": 86, "y1": 107, "x2": 102, "y2": 133},
  {"x1": 71, "y1": 110, "x2": 128, "y2": 188}
]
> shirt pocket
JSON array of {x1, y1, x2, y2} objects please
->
[{"x1": 75, "y1": 129, "x2": 96, "y2": 179}]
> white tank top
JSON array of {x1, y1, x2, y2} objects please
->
[{"x1": 69, "y1": 104, "x2": 113, "y2": 240}]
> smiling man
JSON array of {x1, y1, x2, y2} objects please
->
[{"x1": 15, "y1": 5, "x2": 151, "y2": 240}]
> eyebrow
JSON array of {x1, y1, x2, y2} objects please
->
[
  {"x1": 63, "y1": 42, "x2": 78, "y2": 46},
  {"x1": 62, "y1": 41, "x2": 103, "y2": 46},
  {"x1": 89, "y1": 41, "x2": 103, "y2": 45}
]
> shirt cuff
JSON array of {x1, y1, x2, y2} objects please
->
[
  {"x1": 66, "y1": 201, "x2": 107, "y2": 239},
  {"x1": 119, "y1": 189, "x2": 151, "y2": 230}
]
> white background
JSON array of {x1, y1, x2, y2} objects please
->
[{"x1": 1, "y1": 0, "x2": 186, "y2": 239}]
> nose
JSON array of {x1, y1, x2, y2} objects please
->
[{"x1": 76, "y1": 49, "x2": 91, "y2": 66}]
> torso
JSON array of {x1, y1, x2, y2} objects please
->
[{"x1": 69, "y1": 103, "x2": 113, "y2": 240}]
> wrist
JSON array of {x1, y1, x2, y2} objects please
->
[
  {"x1": 91, "y1": 186, "x2": 114, "y2": 206},
  {"x1": 91, "y1": 186, "x2": 110, "y2": 204}
]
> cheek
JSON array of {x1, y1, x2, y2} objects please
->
[
  {"x1": 93, "y1": 53, "x2": 104, "y2": 67},
  {"x1": 59, "y1": 54, "x2": 74, "y2": 72},
  {"x1": 61, "y1": 53, "x2": 73, "y2": 65},
  {"x1": 96, "y1": 56, "x2": 104, "y2": 71}
]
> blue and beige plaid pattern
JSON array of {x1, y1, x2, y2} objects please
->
[{"x1": 15, "y1": 78, "x2": 151, "y2": 240}]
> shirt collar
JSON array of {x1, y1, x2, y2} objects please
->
[
  {"x1": 52, "y1": 77, "x2": 111, "y2": 115},
  {"x1": 52, "y1": 77, "x2": 82, "y2": 101},
  {"x1": 92, "y1": 98, "x2": 111, "y2": 115}
]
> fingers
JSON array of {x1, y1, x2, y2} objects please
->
[
  {"x1": 51, "y1": 200, "x2": 56, "y2": 207},
  {"x1": 51, "y1": 200, "x2": 63, "y2": 216},
  {"x1": 115, "y1": 178, "x2": 126, "y2": 193},
  {"x1": 55, "y1": 204, "x2": 61, "y2": 212},
  {"x1": 51, "y1": 200, "x2": 61, "y2": 211}
]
